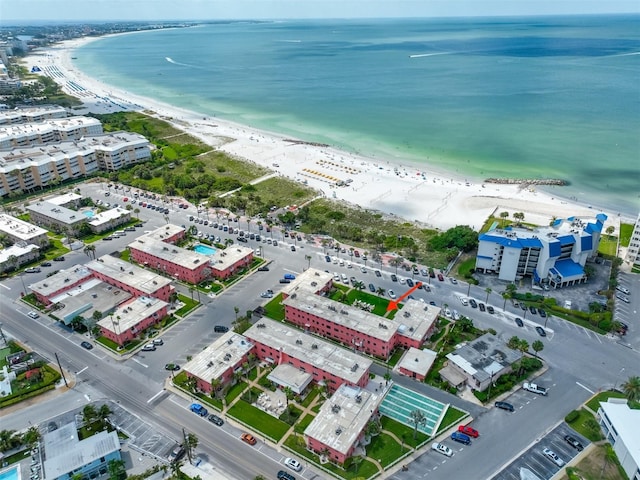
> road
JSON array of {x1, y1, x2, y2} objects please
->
[{"x1": 1, "y1": 181, "x2": 638, "y2": 479}]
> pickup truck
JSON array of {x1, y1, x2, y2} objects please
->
[{"x1": 523, "y1": 382, "x2": 548, "y2": 395}]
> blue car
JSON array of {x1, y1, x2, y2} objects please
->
[
  {"x1": 284, "y1": 273, "x2": 296, "y2": 280},
  {"x1": 450, "y1": 431, "x2": 472, "y2": 445},
  {"x1": 190, "y1": 403, "x2": 208, "y2": 417}
]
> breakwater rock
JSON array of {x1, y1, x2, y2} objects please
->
[{"x1": 484, "y1": 178, "x2": 569, "y2": 186}]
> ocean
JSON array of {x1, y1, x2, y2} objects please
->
[{"x1": 73, "y1": 16, "x2": 640, "y2": 215}]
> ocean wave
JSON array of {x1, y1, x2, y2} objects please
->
[{"x1": 409, "y1": 52, "x2": 451, "y2": 58}]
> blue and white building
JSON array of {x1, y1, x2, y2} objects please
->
[{"x1": 475, "y1": 214, "x2": 606, "y2": 287}]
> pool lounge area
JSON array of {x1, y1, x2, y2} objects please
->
[
  {"x1": 378, "y1": 384, "x2": 448, "y2": 436},
  {"x1": 193, "y1": 244, "x2": 217, "y2": 256},
  {"x1": 0, "y1": 466, "x2": 20, "y2": 480}
]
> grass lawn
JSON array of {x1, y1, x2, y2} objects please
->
[
  {"x1": 437, "y1": 406, "x2": 468, "y2": 434},
  {"x1": 344, "y1": 289, "x2": 393, "y2": 317},
  {"x1": 296, "y1": 413, "x2": 316, "y2": 431},
  {"x1": 225, "y1": 381, "x2": 248, "y2": 404},
  {"x1": 380, "y1": 416, "x2": 428, "y2": 449},
  {"x1": 263, "y1": 294, "x2": 285, "y2": 320},
  {"x1": 227, "y1": 400, "x2": 291, "y2": 441},
  {"x1": 586, "y1": 390, "x2": 639, "y2": 411},
  {"x1": 367, "y1": 433, "x2": 403, "y2": 468},
  {"x1": 1, "y1": 448, "x2": 32, "y2": 466},
  {"x1": 566, "y1": 408, "x2": 604, "y2": 442},
  {"x1": 598, "y1": 235, "x2": 618, "y2": 256},
  {"x1": 242, "y1": 176, "x2": 317, "y2": 208},
  {"x1": 175, "y1": 294, "x2": 199, "y2": 317},
  {"x1": 301, "y1": 387, "x2": 320, "y2": 408},
  {"x1": 387, "y1": 348, "x2": 405, "y2": 367},
  {"x1": 619, "y1": 223, "x2": 633, "y2": 247}
]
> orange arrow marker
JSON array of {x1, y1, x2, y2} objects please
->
[{"x1": 387, "y1": 282, "x2": 422, "y2": 312}]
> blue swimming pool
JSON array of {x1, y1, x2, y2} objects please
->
[
  {"x1": 379, "y1": 384, "x2": 447, "y2": 436},
  {"x1": 193, "y1": 244, "x2": 217, "y2": 256},
  {"x1": 0, "y1": 466, "x2": 20, "y2": 480},
  {"x1": 82, "y1": 210, "x2": 95, "y2": 218}
]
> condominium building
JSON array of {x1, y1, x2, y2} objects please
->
[
  {"x1": 0, "y1": 243, "x2": 40, "y2": 274},
  {"x1": 97, "y1": 296, "x2": 169, "y2": 346},
  {"x1": 182, "y1": 332, "x2": 254, "y2": 394},
  {"x1": 0, "y1": 105, "x2": 67, "y2": 125},
  {"x1": 29, "y1": 266, "x2": 94, "y2": 306},
  {"x1": 0, "y1": 132, "x2": 151, "y2": 197},
  {"x1": 0, "y1": 116, "x2": 103, "y2": 148},
  {"x1": 27, "y1": 201, "x2": 87, "y2": 235},
  {"x1": 597, "y1": 399, "x2": 640, "y2": 480},
  {"x1": 475, "y1": 214, "x2": 606, "y2": 287},
  {"x1": 86, "y1": 207, "x2": 131, "y2": 233},
  {"x1": 0, "y1": 213, "x2": 49, "y2": 247},
  {"x1": 625, "y1": 213, "x2": 640, "y2": 269},
  {"x1": 304, "y1": 384, "x2": 384, "y2": 465},
  {"x1": 244, "y1": 318, "x2": 372, "y2": 393},
  {"x1": 86, "y1": 255, "x2": 174, "y2": 302}
]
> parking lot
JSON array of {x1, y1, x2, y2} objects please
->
[{"x1": 490, "y1": 423, "x2": 589, "y2": 480}]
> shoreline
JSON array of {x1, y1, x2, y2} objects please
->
[{"x1": 21, "y1": 35, "x2": 631, "y2": 233}]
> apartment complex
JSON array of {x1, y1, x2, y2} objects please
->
[
  {"x1": 0, "y1": 132, "x2": 151, "y2": 197},
  {"x1": 280, "y1": 268, "x2": 438, "y2": 359},
  {"x1": 0, "y1": 243, "x2": 40, "y2": 274},
  {"x1": 475, "y1": 214, "x2": 606, "y2": 287},
  {"x1": 0, "y1": 105, "x2": 67, "y2": 125},
  {"x1": 129, "y1": 224, "x2": 254, "y2": 283},
  {"x1": 97, "y1": 296, "x2": 169, "y2": 346},
  {"x1": 304, "y1": 384, "x2": 384, "y2": 464},
  {"x1": 0, "y1": 213, "x2": 49, "y2": 247},
  {"x1": 625, "y1": 213, "x2": 640, "y2": 269},
  {"x1": 597, "y1": 399, "x2": 640, "y2": 480},
  {"x1": 27, "y1": 201, "x2": 87, "y2": 235},
  {"x1": 0, "y1": 116, "x2": 103, "y2": 148}
]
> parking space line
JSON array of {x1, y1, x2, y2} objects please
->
[
  {"x1": 147, "y1": 389, "x2": 166, "y2": 403},
  {"x1": 576, "y1": 382, "x2": 594, "y2": 394},
  {"x1": 131, "y1": 357, "x2": 148, "y2": 368}
]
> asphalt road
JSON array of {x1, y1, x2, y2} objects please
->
[{"x1": 1, "y1": 181, "x2": 638, "y2": 479}]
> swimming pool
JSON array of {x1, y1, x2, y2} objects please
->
[
  {"x1": 193, "y1": 244, "x2": 217, "y2": 256},
  {"x1": 379, "y1": 384, "x2": 447, "y2": 436},
  {"x1": 0, "y1": 466, "x2": 20, "y2": 480},
  {"x1": 82, "y1": 210, "x2": 95, "y2": 218}
]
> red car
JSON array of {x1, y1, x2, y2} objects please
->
[
  {"x1": 241, "y1": 433, "x2": 257, "y2": 445},
  {"x1": 437, "y1": 273, "x2": 444, "y2": 281},
  {"x1": 458, "y1": 425, "x2": 479, "y2": 438}
]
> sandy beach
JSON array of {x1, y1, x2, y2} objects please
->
[{"x1": 22, "y1": 36, "x2": 627, "y2": 233}]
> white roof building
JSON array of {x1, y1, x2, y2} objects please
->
[
  {"x1": 598, "y1": 399, "x2": 640, "y2": 480},
  {"x1": 0, "y1": 105, "x2": 67, "y2": 125},
  {"x1": 0, "y1": 116, "x2": 102, "y2": 148},
  {"x1": 0, "y1": 213, "x2": 49, "y2": 246}
]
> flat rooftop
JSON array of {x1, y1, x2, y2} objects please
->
[
  {"x1": 50, "y1": 278, "x2": 132, "y2": 324},
  {"x1": 129, "y1": 237, "x2": 209, "y2": 272},
  {"x1": 0, "y1": 105, "x2": 67, "y2": 124},
  {"x1": 395, "y1": 299, "x2": 440, "y2": 342},
  {"x1": 397, "y1": 347, "x2": 437, "y2": 377},
  {"x1": 27, "y1": 201, "x2": 84, "y2": 225},
  {"x1": 211, "y1": 244, "x2": 254, "y2": 271},
  {"x1": 87, "y1": 207, "x2": 129, "y2": 227},
  {"x1": 304, "y1": 384, "x2": 383, "y2": 456},
  {"x1": 0, "y1": 213, "x2": 48, "y2": 240},
  {"x1": 0, "y1": 243, "x2": 39, "y2": 263},
  {"x1": 45, "y1": 192, "x2": 82, "y2": 206},
  {"x1": 280, "y1": 268, "x2": 333, "y2": 297},
  {"x1": 244, "y1": 318, "x2": 372, "y2": 385},
  {"x1": 98, "y1": 296, "x2": 167, "y2": 334},
  {"x1": 29, "y1": 266, "x2": 94, "y2": 297},
  {"x1": 183, "y1": 332, "x2": 254, "y2": 382},
  {"x1": 282, "y1": 292, "x2": 397, "y2": 342},
  {"x1": 143, "y1": 224, "x2": 184, "y2": 242},
  {"x1": 87, "y1": 255, "x2": 173, "y2": 294},
  {"x1": 0, "y1": 116, "x2": 101, "y2": 140}
]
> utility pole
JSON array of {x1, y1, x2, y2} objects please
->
[{"x1": 54, "y1": 352, "x2": 69, "y2": 388}]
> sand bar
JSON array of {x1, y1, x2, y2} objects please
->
[{"x1": 21, "y1": 35, "x2": 628, "y2": 233}]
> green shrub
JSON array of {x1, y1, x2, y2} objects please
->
[{"x1": 565, "y1": 410, "x2": 579, "y2": 423}]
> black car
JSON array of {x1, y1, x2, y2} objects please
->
[
  {"x1": 40, "y1": 261, "x2": 52, "y2": 267},
  {"x1": 539, "y1": 309, "x2": 547, "y2": 318},
  {"x1": 53, "y1": 256, "x2": 65, "y2": 262},
  {"x1": 535, "y1": 326, "x2": 547, "y2": 337},
  {"x1": 529, "y1": 306, "x2": 537, "y2": 315},
  {"x1": 494, "y1": 401, "x2": 514, "y2": 412},
  {"x1": 375, "y1": 270, "x2": 382, "y2": 277},
  {"x1": 390, "y1": 274, "x2": 398, "y2": 282},
  {"x1": 236, "y1": 236, "x2": 248, "y2": 243},
  {"x1": 214, "y1": 325, "x2": 229, "y2": 333},
  {"x1": 80, "y1": 341, "x2": 93, "y2": 350},
  {"x1": 406, "y1": 278, "x2": 414, "y2": 287},
  {"x1": 257, "y1": 266, "x2": 269, "y2": 271},
  {"x1": 368, "y1": 283, "x2": 376, "y2": 292},
  {"x1": 486, "y1": 305, "x2": 495, "y2": 314},
  {"x1": 564, "y1": 435, "x2": 584, "y2": 451},
  {"x1": 325, "y1": 255, "x2": 331, "y2": 262},
  {"x1": 478, "y1": 303, "x2": 486, "y2": 312},
  {"x1": 164, "y1": 363, "x2": 180, "y2": 371},
  {"x1": 279, "y1": 279, "x2": 291, "y2": 284},
  {"x1": 515, "y1": 317, "x2": 524, "y2": 327},
  {"x1": 135, "y1": 223, "x2": 144, "y2": 228},
  {"x1": 277, "y1": 471, "x2": 296, "y2": 480},
  {"x1": 208, "y1": 414, "x2": 224, "y2": 426},
  {"x1": 521, "y1": 303, "x2": 528, "y2": 311},
  {"x1": 469, "y1": 299, "x2": 478, "y2": 308}
]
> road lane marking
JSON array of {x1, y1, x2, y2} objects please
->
[
  {"x1": 131, "y1": 357, "x2": 148, "y2": 368},
  {"x1": 77, "y1": 366, "x2": 88, "y2": 374},
  {"x1": 84, "y1": 394, "x2": 91, "y2": 401},
  {"x1": 147, "y1": 390, "x2": 166, "y2": 403},
  {"x1": 576, "y1": 382, "x2": 594, "y2": 394},
  {"x1": 0, "y1": 283, "x2": 10, "y2": 290}
]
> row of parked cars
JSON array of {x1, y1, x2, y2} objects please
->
[{"x1": 431, "y1": 425, "x2": 480, "y2": 457}]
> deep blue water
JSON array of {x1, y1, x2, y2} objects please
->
[{"x1": 73, "y1": 16, "x2": 640, "y2": 214}]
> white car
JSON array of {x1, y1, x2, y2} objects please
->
[
  {"x1": 444, "y1": 308, "x2": 452, "y2": 318},
  {"x1": 399, "y1": 278, "x2": 406, "y2": 285},
  {"x1": 542, "y1": 447, "x2": 564, "y2": 467},
  {"x1": 388, "y1": 290, "x2": 397, "y2": 299},
  {"x1": 284, "y1": 457, "x2": 302, "y2": 472},
  {"x1": 27, "y1": 311, "x2": 40, "y2": 319},
  {"x1": 459, "y1": 297, "x2": 469, "y2": 306},
  {"x1": 616, "y1": 285, "x2": 630, "y2": 295},
  {"x1": 431, "y1": 442, "x2": 453, "y2": 457},
  {"x1": 142, "y1": 344, "x2": 156, "y2": 352}
]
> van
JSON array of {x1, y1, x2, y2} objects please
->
[
  {"x1": 341, "y1": 273, "x2": 348, "y2": 283},
  {"x1": 115, "y1": 230, "x2": 125, "y2": 237},
  {"x1": 450, "y1": 431, "x2": 472, "y2": 445}
]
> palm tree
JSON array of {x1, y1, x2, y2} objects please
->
[
  {"x1": 507, "y1": 336, "x2": 521, "y2": 350},
  {"x1": 484, "y1": 287, "x2": 492, "y2": 304},
  {"x1": 234, "y1": 306, "x2": 240, "y2": 321},
  {"x1": 284, "y1": 386, "x2": 294, "y2": 406},
  {"x1": 513, "y1": 212, "x2": 525, "y2": 225},
  {"x1": 185, "y1": 432, "x2": 199, "y2": 463},
  {"x1": 305, "y1": 254, "x2": 312, "y2": 270},
  {"x1": 531, "y1": 340, "x2": 544, "y2": 358},
  {"x1": 621, "y1": 376, "x2": 640, "y2": 402},
  {"x1": 351, "y1": 455, "x2": 364, "y2": 473},
  {"x1": 82, "y1": 404, "x2": 97, "y2": 424},
  {"x1": 518, "y1": 339, "x2": 529, "y2": 355},
  {"x1": 499, "y1": 211, "x2": 509, "y2": 227},
  {"x1": 408, "y1": 409, "x2": 426, "y2": 440},
  {"x1": 107, "y1": 458, "x2": 126, "y2": 480},
  {"x1": 376, "y1": 287, "x2": 386, "y2": 297},
  {"x1": 84, "y1": 244, "x2": 96, "y2": 259}
]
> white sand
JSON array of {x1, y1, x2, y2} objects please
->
[{"x1": 22, "y1": 36, "x2": 625, "y2": 233}]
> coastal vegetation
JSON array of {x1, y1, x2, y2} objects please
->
[{"x1": 3, "y1": 65, "x2": 81, "y2": 108}]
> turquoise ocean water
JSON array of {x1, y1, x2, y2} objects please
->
[{"x1": 73, "y1": 16, "x2": 640, "y2": 215}]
